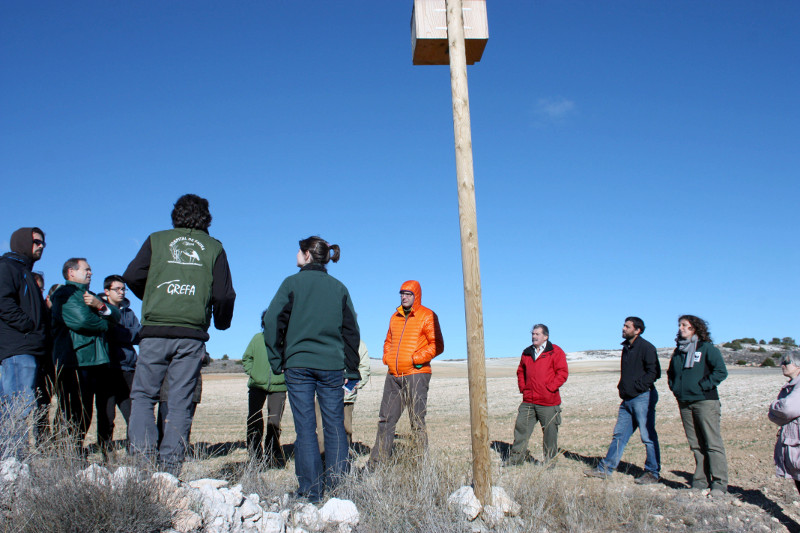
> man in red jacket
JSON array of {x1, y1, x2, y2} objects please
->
[{"x1": 505, "y1": 324, "x2": 568, "y2": 466}]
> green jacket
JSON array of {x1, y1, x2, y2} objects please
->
[
  {"x1": 141, "y1": 228, "x2": 223, "y2": 332},
  {"x1": 667, "y1": 341, "x2": 728, "y2": 402},
  {"x1": 52, "y1": 281, "x2": 120, "y2": 368},
  {"x1": 263, "y1": 264, "x2": 360, "y2": 378},
  {"x1": 242, "y1": 332, "x2": 286, "y2": 392}
]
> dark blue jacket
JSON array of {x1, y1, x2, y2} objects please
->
[
  {"x1": 102, "y1": 296, "x2": 140, "y2": 371},
  {"x1": 0, "y1": 252, "x2": 46, "y2": 362}
]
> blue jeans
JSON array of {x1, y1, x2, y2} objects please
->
[
  {"x1": 284, "y1": 368, "x2": 349, "y2": 502},
  {"x1": 599, "y1": 388, "x2": 661, "y2": 476},
  {"x1": 0, "y1": 354, "x2": 39, "y2": 459}
]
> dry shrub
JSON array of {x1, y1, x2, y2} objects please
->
[
  {"x1": 0, "y1": 406, "x2": 171, "y2": 533},
  {"x1": 333, "y1": 445, "x2": 472, "y2": 532}
]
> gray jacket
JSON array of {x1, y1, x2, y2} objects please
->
[{"x1": 769, "y1": 375, "x2": 800, "y2": 480}]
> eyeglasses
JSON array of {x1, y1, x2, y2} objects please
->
[
  {"x1": 399, "y1": 291, "x2": 414, "y2": 297},
  {"x1": 109, "y1": 287, "x2": 126, "y2": 293},
  {"x1": 32, "y1": 239, "x2": 46, "y2": 248}
]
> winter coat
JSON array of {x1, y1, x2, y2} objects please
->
[
  {"x1": 51, "y1": 282, "x2": 120, "y2": 368},
  {"x1": 0, "y1": 251, "x2": 47, "y2": 362},
  {"x1": 382, "y1": 280, "x2": 444, "y2": 377},
  {"x1": 667, "y1": 341, "x2": 727, "y2": 402},
  {"x1": 243, "y1": 332, "x2": 286, "y2": 393},
  {"x1": 517, "y1": 341, "x2": 569, "y2": 406},
  {"x1": 101, "y1": 296, "x2": 141, "y2": 371},
  {"x1": 264, "y1": 263, "x2": 360, "y2": 379},
  {"x1": 617, "y1": 336, "x2": 661, "y2": 400},
  {"x1": 769, "y1": 375, "x2": 800, "y2": 480}
]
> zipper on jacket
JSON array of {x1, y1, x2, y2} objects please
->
[{"x1": 394, "y1": 312, "x2": 409, "y2": 375}]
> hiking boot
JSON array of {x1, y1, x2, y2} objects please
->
[
  {"x1": 634, "y1": 472, "x2": 659, "y2": 485},
  {"x1": 710, "y1": 488, "x2": 727, "y2": 498},
  {"x1": 583, "y1": 467, "x2": 609, "y2": 479}
]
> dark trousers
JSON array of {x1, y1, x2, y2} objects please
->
[
  {"x1": 369, "y1": 373, "x2": 431, "y2": 465},
  {"x1": 56, "y1": 365, "x2": 114, "y2": 454},
  {"x1": 34, "y1": 359, "x2": 56, "y2": 445},
  {"x1": 93, "y1": 368, "x2": 135, "y2": 455},
  {"x1": 129, "y1": 338, "x2": 205, "y2": 475},
  {"x1": 246, "y1": 388, "x2": 286, "y2": 464}
]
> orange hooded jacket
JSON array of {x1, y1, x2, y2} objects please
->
[{"x1": 382, "y1": 280, "x2": 444, "y2": 376}]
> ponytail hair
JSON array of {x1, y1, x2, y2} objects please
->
[{"x1": 299, "y1": 236, "x2": 340, "y2": 264}]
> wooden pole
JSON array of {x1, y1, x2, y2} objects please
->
[{"x1": 445, "y1": 0, "x2": 492, "y2": 506}]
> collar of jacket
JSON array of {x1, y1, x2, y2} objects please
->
[
  {"x1": 395, "y1": 305, "x2": 415, "y2": 317},
  {"x1": 523, "y1": 340, "x2": 553, "y2": 357},
  {"x1": 99, "y1": 294, "x2": 130, "y2": 308},
  {"x1": 1, "y1": 251, "x2": 33, "y2": 271},
  {"x1": 65, "y1": 280, "x2": 90, "y2": 291},
  {"x1": 300, "y1": 263, "x2": 327, "y2": 273}
]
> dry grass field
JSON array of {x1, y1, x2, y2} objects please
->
[{"x1": 84, "y1": 357, "x2": 800, "y2": 531}]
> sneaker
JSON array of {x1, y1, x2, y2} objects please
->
[
  {"x1": 634, "y1": 472, "x2": 659, "y2": 485},
  {"x1": 584, "y1": 467, "x2": 609, "y2": 479},
  {"x1": 710, "y1": 488, "x2": 727, "y2": 498}
]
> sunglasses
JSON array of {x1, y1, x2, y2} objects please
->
[{"x1": 32, "y1": 239, "x2": 46, "y2": 247}]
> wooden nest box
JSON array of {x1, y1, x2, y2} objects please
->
[{"x1": 411, "y1": 0, "x2": 488, "y2": 65}]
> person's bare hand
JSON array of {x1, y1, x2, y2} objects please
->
[{"x1": 83, "y1": 291, "x2": 104, "y2": 310}]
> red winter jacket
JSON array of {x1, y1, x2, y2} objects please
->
[{"x1": 516, "y1": 341, "x2": 568, "y2": 406}]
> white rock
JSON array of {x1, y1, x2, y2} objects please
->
[
  {"x1": 249, "y1": 493, "x2": 261, "y2": 505},
  {"x1": 482, "y1": 505, "x2": 505, "y2": 528},
  {"x1": 240, "y1": 497, "x2": 263, "y2": 520},
  {"x1": 111, "y1": 466, "x2": 140, "y2": 488},
  {"x1": 292, "y1": 503, "x2": 322, "y2": 531},
  {"x1": 152, "y1": 471, "x2": 180, "y2": 486},
  {"x1": 173, "y1": 510, "x2": 203, "y2": 533},
  {"x1": 76, "y1": 463, "x2": 111, "y2": 486},
  {"x1": 319, "y1": 498, "x2": 359, "y2": 527},
  {"x1": 220, "y1": 486, "x2": 245, "y2": 507},
  {"x1": 491, "y1": 486, "x2": 521, "y2": 517},
  {"x1": 189, "y1": 478, "x2": 229, "y2": 490},
  {"x1": 0, "y1": 458, "x2": 30, "y2": 484},
  {"x1": 336, "y1": 523, "x2": 353, "y2": 533},
  {"x1": 448, "y1": 486, "x2": 482, "y2": 521},
  {"x1": 260, "y1": 512, "x2": 286, "y2": 533}
]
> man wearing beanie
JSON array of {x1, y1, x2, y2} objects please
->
[{"x1": 0, "y1": 227, "x2": 47, "y2": 458}]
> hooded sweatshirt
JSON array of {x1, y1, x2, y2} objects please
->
[
  {"x1": 382, "y1": 280, "x2": 444, "y2": 376},
  {"x1": 0, "y1": 228, "x2": 47, "y2": 361}
]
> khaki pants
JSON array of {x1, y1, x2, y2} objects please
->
[
  {"x1": 368, "y1": 373, "x2": 431, "y2": 465},
  {"x1": 508, "y1": 402, "x2": 561, "y2": 463},
  {"x1": 678, "y1": 399, "x2": 728, "y2": 491}
]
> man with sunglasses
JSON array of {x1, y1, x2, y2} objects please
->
[{"x1": 0, "y1": 227, "x2": 47, "y2": 458}]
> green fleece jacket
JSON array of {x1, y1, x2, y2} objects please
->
[
  {"x1": 263, "y1": 264, "x2": 360, "y2": 379},
  {"x1": 242, "y1": 332, "x2": 286, "y2": 392},
  {"x1": 667, "y1": 341, "x2": 728, "y2": 402},
  {"x1": 52, "y1": 281, "x2": 121, "y2": 368}
]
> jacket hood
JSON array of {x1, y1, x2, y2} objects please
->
[
  {"x1": 9, "y1": 227, "x2": 37, "y2": 264},
  {"x1": 400, "y1": 280, "x2": 422, "y2": 312}
]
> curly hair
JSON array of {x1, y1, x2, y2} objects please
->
[
  {"x1": 678, "y1": 314, "x2": 711, "y2": 343},
  {"x1": 171, "y1": 194, "x2": 212, "y2": 230}
]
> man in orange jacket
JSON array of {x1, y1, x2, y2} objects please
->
[{"x1": 367, "y1": 280, "x2": 444, "y2": 467}]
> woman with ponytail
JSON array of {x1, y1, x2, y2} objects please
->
[{"x1": 262, "y1": 236, "x2": 361, "y2": 504}]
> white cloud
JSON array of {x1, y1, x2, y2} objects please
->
[{"x1": 535, "y1": 97, "x2": 576, "y2": 121}]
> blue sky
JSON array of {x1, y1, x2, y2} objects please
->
[{"x1": 2, "y1": 1, "x2": 798, "y2": 359}]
